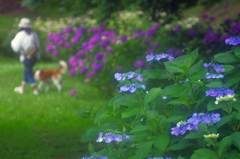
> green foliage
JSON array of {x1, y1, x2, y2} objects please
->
[{"x1": 79, "y1": 45, "x2": 240, "y2": 158}]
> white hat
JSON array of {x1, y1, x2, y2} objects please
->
[{"x1": 18, "y1": 18, "x2": 31, "y2": 28}]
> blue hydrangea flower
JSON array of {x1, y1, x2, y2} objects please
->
[
  {"x1": 119, "y1": 84, "x2": 146, "y2": 93},
  {"x1": 146, "y1": 53, "x2": 155, "y2": 62},
  {"x1": 146, "y1": 53, "x2": 174, "y2": 62},
  {"x1": 171, "y1": 113, "x2": 221, "y2": 136},
  {"x1": 96, "y1": 132, "x2": 130, "y2": 144},
  {"x1": 206, "y1": 87, "x2": 235, "y2": 104},
  {"x1": 114, "y1": 73, "x2": 122, "y2": 81},
  {"x1": 148, "y1": 157, "x2": 172, "y2": 159},
  {"x1": 204, "y1": 63, "x2": 225, "y2": 79},
  {"x1": 225, "y1": 36, "x2": 240, "y2": 45},
  {"x1": 114, "y1": 72, "x2": 143, "y2": 82}
]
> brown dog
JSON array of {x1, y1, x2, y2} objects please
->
[{"x1": 34, "y1": 60, "x2": 68, "y2": 92}]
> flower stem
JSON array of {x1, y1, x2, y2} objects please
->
[
  {"x1": 112, "y1": 142, "x2": 124, "y2": 158},
  {"x1": 224, "y1": 101, "x2": 231, "y2": 114}
]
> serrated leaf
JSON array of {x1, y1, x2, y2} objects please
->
[
  {"x1": 234, "y1": 46, "x2": 240, "y2": 58},
  {"x1": 191, "y1": 148, "x2": 218, "y2": 159},
  {"x1": 214, "y1": 53, "x2": 240, "y2": 63},
  {"x1": 122, "y1": 107, "x2": 141, "y2": 118},
  {"x1": 163, "y1": 85, "x2": 189, "y2": 97},
  {"x1": 144, "y1": 87, "x2": 162, "y2": 105},
  {"x1": 188, "y1": 70, "x2": 207, "y2": 81},
  {"x1": 94, "y1": 110, "x2": 110, "y2": 124},
  {"x1": 134, "y1": 141, "x2": 153, "y2": 158},
  {"x1": 168, "y1": 140, "x2": 192, "y2": 151},
  {"x1": 131, "y1": 125, "x2": 151, "y2": 134},
  {"x1": 154, "y1": 134, "x2": 170, "y2": 152},
  {"x1": 218, "y1": 136, "x2": 232, "y2": 156},
  {"x1": 205, "y1": 82, "x2": 222, "y2": 88},
  {"x1": 231, "y1": 132, "x2": 240, "y2": 150},
  {"x1": 88, "y1": 143, "x2": 95, "y2": 154},
  {"x1": 189, "y1": 59, "x2": 204, "y2": 75},
  {"x1": 142, "y1": 69, "x2": 169, "y2": 79},
  {"x1": 216, "y1": 115, "x2": 232, "y2": 128},
  {"x1": 184, "y1": 132, "x2": 204, "y2": 139}
]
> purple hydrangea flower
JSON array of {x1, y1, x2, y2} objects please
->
[
  {"x1": 106, "y1": 46, "x2": 113, "y2": 53},
  {"x1": 152, "y1": 23, "x2": 160, "y2": 30},
  {"x1": 77, "y1": 50, "x2": 85, "y2": 57},
  {"x1": 64, "y1": 42, "x2": 71, "y2": 48},
  {"x1": 134, "y1": 60, "x2": 145, "y2": 68},
  {"x1": 224, "y1": 18, "x2": 233, "y2": 24},
  {"x1": 100, "y1": 39, "x2": 110, "y2": 48},
  {"x1": 167, "y1": 48, "x2": 175, "y2": 54},
  {"x1": 146, "y1": 28, "x2": 155, "y2": 36},
  {"x1": 231, "y1": 22, "x2": 240, "y2": 34},
  {"x1": 69, "y1": 68, "x2": 76, "y2": 76},
  {"x1": 86, "y1": 71, "x2": 96, "y2": 78},
  {"x1": 119, "y1": 35, "x2": 127, "y2": 42},
  {"x1": 173, "y1": 24, "x2": 181, "y2": 32},
  {"x1": 204, "y1": 32, "x2": 218, "y2": 44},
  {"x1": 220, "y1": 35, "x2": 231, "y2": 43},
  {"x1": 52, "y1": 50, "x2": 59, "y2": 56},
  {"x1": 65, "y1": 26, "x2": 73, "y2": 33},
  {"x1": 80, "y1": 67, "x2": 89, "y2": 75},
  {"x1": 189, "y1": 30, "x2": 197, "y2": 37},
  {"x1": 70, "y1": 89, "x2": 77, "y2": 96},
  {"x1": 94, "y1": 52, "x2": 105, "y2": 61}
]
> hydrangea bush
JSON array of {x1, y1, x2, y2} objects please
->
[{"x1": 78, "y1": 37, "x2": 240, "y2": 158}]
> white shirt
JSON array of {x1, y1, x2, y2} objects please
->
[{"x1": 11, "y1": 30, "x2": 40, "y2": 62}]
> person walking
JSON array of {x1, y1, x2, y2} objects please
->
[{"x1": 11, "y1": 17, "x2": 40, "y2": 95}]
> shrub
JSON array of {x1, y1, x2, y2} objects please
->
[{"x1": 78, "y1": 36, "x2": 240, "y2": 158}]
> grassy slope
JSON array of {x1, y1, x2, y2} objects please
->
[{"x1": 0, "y1": 58, "x2": 109, "y2": 159}]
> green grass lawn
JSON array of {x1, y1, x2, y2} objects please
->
[{"x1": 0, "y1": 57, "x2": 110, "y2": 159}]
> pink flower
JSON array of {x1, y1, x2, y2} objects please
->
[{"x1": 70, "y1": 89, "x2": 77, "y2": 96}]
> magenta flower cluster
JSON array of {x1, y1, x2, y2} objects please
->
[
  {"x1": 146, "y1": 53, "x2": 174, "y2": 62},
  {"x1": 96, "y1": 132, "x2": 130, "y2": 143},
  {"x1": 171, "y1": 113, "x2": 221, "y2": 136},
  {"x1": 46, "y1": 23, "x2": 162, "y2": 83}
]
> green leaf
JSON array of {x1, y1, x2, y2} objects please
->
[
  {"x1": 122, "y1": 107, "x2": 141, "y2": 118},
  {"x1": 146, "y1": 110, "x2": 160, "y2": 120},
  {"x1": 131, "y1": 125, "x2": 151, "y2": 134},
  {"x1": 165, "y1": 61, "x2": 185, "y2": 74},
  {"x1": 225, "y1": 72, "x2": 240, "y2": 86},
  {"x1": 154, "y1": 134, "x2": 170, "y2": 153},
  {"x1": 189, "y1": 59, "x2": 204, "y2": 75},
  {"x1": 163, "y1": 85, "x2": 189, "y2": 97},
  {"x1": 234, "y1": 46, "x2": 240, "y2": 58},
  {"x1": 144, "y1": 87, "x2": 162, "y2": 106},
  {"x1": 188, "y1": 70, "x2": 207, "y2": 81},
  {"x1": 216, "y1": 115, "x2": 232, "y2": 128},
  {"x1": 94, "y1": 110, "x2": 110, "y2": 124},
  {"x1": 205, "y1": 82, "x2": 222, "y2": 88},
  {"x1": 142, "y1": 69, "x2": 169, "y2": 79},
  {"x1": 184, "y1": 132, "x2": 204, "y2": 139},
  {"x1": 168, "y1": 140, "x2": 192, "y2": 151},
  {"x1": 207, "y1": 100, "x2": 225, "y2": 111},
  {"x1": 88, "y1": 143, "x2": 95, "y2": 154},
  {"x1": 167, "y1": 98, "x2": 186, "y2": 105},
  {"x1": 214, "y1": 53, "x2": 240, "y2": 63},
  {"x1": 191, "y1": 148, "x2": 218, "y2": 159},
  {"x1": 218, "y1": 136, "x2": 232, "y2": 156},
  {"x1": 223, "y1": 65, "x2": 234, "y2": 72},
  {"x1": 134, "y1": 141, "x2": 153, "y2": 159},
  {"x1": 77, "y1": 110, "x2": 91, "y2": 118},
  {"x1": 231, "y1": 132, "x2": 240, "y2": 150}
]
